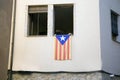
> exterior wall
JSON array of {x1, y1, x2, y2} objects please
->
[
  {"x1": 12, "y1": 0, "x2": 101, "y2": 72},
  {"x1": 0, "y1": 0, "x2": 13, "y2": 80},
  {"x1": 100, "y1": 0, "x2": 120, "y2": 75}
]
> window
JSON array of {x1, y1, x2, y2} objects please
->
[
  {"x1": 111, "y1": 10, "x2": 119, "y2": 40},
  {"x1": 28, "y1": 6, "x2": 48, "y2": 36},
  {"x1": 54, "y1": 4, "x2": 73, "y2": 35}
]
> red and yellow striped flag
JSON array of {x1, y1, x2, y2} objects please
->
[{"x1": 54, "y1": 34, "x2": 71, "y2": 60}]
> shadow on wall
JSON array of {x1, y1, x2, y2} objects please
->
[{"x1": 0, "y1": 0, "x2": 13, "y2": 80}]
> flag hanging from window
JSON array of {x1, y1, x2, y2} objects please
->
[{"x1": 54, "y1": 34, "x2": 72, "y2": 60}]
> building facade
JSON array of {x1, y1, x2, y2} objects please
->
[
  {"x1": 100, "y1": 0, "x2": 120, "y2": 75},
  {"x1": 8, "y1": 0, "x2": 120, "y2": 77}
]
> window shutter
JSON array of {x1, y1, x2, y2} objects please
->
[{"x1": 29, "y1": 6, "x2": 47, "y2": 13}]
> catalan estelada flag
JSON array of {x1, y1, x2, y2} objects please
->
[{"x1": 54, "y1": 34, "x2": 71, "y2": 60}]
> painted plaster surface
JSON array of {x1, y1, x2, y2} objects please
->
[
  {"x1": 100, "y1": 0, "x2": 120, "y2": 75},
  {"x1": 13, "y1": 0, "x2": 101, "y2": 72}
]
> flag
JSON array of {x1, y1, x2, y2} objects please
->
[{"x1": 54, "y1": 34, "x2": 71, "y2": 60}]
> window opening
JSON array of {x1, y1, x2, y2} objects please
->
[
  {"x1": 28, "y1": 6, "x2": 48, "y2": 36},
  {"x1": 111, "y1": 10, "x2": 119, "y2": 40},
  {"x1": 54, "y1": 4, "x2": 73, "y2": 35}
]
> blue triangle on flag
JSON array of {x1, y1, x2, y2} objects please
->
[{"x1": 56, "y1": 34, "x2": 70, "y2": 45}]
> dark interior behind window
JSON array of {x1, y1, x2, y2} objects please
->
[
  {"x1": 28, "y1": 6, "x2": 47, "y2": 36},
  {"x1": 111, "y1": 10, "x2": 118, "y2": 40},
  {"x1": 54, "y1": 4, "x2": 73, "y2": 35}
]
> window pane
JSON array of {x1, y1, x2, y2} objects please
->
[
  {"x1": 111, "y1": 11, "x2": 118, "y2": 36},
  {"x1": 28, "y1": 6, "x2": 47, "y2": 36},
  {"x1": 54, "y1": 4, "x2": 73, "y2": 35}
]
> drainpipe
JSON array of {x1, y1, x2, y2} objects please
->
[{"x1": 8, "y1": 0, "x2": 16, "y2": 79}]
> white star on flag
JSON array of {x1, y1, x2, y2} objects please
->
[{"x1": 60, "y1": 35, "x2": 66, "y2": 41}]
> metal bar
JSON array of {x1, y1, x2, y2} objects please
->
[{"x1": 8, "y1": 0, "x2": 16, "y2": 79}]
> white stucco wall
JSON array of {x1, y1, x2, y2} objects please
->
[
  {"x1": 12, "y1": 0, "x2": 101, "y2": 72},
  {"x1": 100, "y1": 0, "x2": 120, "y2": 75}
]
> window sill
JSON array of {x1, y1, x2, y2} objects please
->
[{"x1": 111, "y1": 35, "x2": 120, "y2": 44}]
